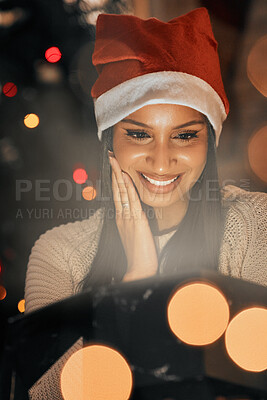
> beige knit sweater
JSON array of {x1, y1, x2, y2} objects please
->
[{"x1": 24, "y1": 185, "x2": 267, "y2": 399}]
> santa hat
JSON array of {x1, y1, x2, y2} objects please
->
[{"x1": 91, "y1": 8, "x2": 229, "y2": 146}]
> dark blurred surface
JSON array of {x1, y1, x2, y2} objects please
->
[{"x1": 2, "y1": 271, "x2": 267, "y2": 399}]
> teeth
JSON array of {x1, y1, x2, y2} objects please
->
[{"x1": 142, "y1": 173, "x2": 178, "y2": 186}]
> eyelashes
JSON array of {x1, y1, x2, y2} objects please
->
[
  {"x1": 175, "y1": 131, "x2": 198, "y2": 141},
  {"x1": 125, "y1": 129, "x2": 199, "y2": 142},
  {"x1": 126, "y1": 130, "x2": 150, "y2": 140}
]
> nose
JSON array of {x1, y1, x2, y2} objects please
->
[{"x1": 145, "y1": 141, "x2": 177, "y2": 174}]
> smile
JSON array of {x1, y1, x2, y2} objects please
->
[
  {"x1": 141, "y1": 173, "x2": 179, "y2": 186},
  {"x1": 138, "y1": 172, "x2": 184, "y2": 194}
]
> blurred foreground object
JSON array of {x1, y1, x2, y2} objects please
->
[{"x1": 1, "y1": 271, "x2": 267, "y2": 399}]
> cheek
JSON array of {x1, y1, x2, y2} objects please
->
[
  {"x1": 113, "y1": 136, "x2": 127, "y2": 167},
  {"x1": 178, "y1": 144, "x2": 207, "y2": 172},
  {"x1": 113, "y1": 140, "x2": 145, "y2": 171}
]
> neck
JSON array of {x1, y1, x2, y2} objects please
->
[{"x1": 153, "y1": 199, "x2": 189, "y2": 233}]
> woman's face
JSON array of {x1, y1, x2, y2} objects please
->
[{"x1": 113, "y1": 104, "x2": 208, "y2": 208}]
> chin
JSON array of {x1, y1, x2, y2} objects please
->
[{"x1": 140, "y1": 194, "x2": 183, "y2": 209}]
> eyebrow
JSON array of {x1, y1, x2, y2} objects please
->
[{"x1": 121, "y1": 118, "x2": 205, "y2": 129}]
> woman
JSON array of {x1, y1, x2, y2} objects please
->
[{"x1": 25, "y1": 8, "x2": 267, "y2": 399}]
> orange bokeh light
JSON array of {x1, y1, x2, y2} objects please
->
[
  {"x1": 24, "y1": 113, "x2": 39, "y2": 129},
  {"x1": 167, "y1": 282, "x2": 229, "y2": 346},
  {"x1": 45, "y1": 47, "x2": 62, "y2": 63},
  {"x1": 61, "y1": 344, "x2": 133, "y2": 400},
  {"x1": 225, "y1": 307, "x2": 267, "y2": 372},
  {"x1": 248, "y1": 125, "x2": 267, "y2": 183},
  {"x1": 0, "y1": 285, "x2": 7, "y2": 300},
  {"x1": 82, "y1": 186, "x2": 96, "y2": 201},
  {"x1": 18, "y1": 299, "x2": 25, "y2": 313},
  {"x1": 247, "y1": 35, "x2": 267, "y2": 97}
]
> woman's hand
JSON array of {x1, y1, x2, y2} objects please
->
[{"x1": 109, "y1": 154, "x2": 158, "y2": 282}]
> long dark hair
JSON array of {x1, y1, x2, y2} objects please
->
[{"x1": 80, "y1": 120, "x2": 223, "y2": 291}]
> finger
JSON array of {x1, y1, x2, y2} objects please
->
[
  {"x1": 122, "y1": 172, "x2": 143, "y2": 218},
  {"x1": 110, "y1": 156, "x2": 130, "y2": 212},
  {"x1": 111, "y1": 170, "x2": 122, "y2": 214}
]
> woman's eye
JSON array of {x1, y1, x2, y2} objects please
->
[
  {"x1": 174, "y1": 131, "x2": 198, "y2": 141},
  {"x1": 126, "y1": 130, "x2": 150, "y2": 140}
]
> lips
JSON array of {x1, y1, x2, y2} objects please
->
[
  {"x1": 138, "y1": 172, "x2": 184, "y2": 194},
  {"x1": 141, "y1": 173, "x2": 178, "y2": 186}
]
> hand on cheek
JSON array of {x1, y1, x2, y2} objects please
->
[{"x1": 109, "y1": 153, "x2": 158, "y2": 281}]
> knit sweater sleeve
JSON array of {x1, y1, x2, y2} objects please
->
[
  {"x1": 25, "y1": 208, "x2": 103, "y2": 312},
  {"x1": 219, "y1": 186, "x2": 267, "y2": 286},
  {"x1": 25, "y1": 228, "x2": 73, "y2": 313},
  {"x1": 24, "y1": 209, "x2": 103, "y2": 399}
]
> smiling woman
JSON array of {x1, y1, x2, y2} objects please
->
[
  {"x1": 24, "y1": 7, "x2": 267, "y2": 400},
  {"x1": 113, "y1": 105, "x2": 208, "y2": 212},
  {"x1": 80, "y1": 105, "x2": 222, "y2": 287}
]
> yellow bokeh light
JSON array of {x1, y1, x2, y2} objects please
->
[
  {"x1": 248, "y1": 125, "x2": 267, "y2": 183},
  {"x1": 247, "y1": 35, "x2": 267, "y2": 97},
  {"x1": 61, "y1": 344, "x2": 133, "y2": 400},
  {"x1": 225, "y1": 307, "x2": 267, "y2": 372},
  {"x1": 82, "y1": 186, "x2": 96, "y2": 201},
  {"x1": 24, "y1": 113, "x2": 40, "y2": 129},
  {"x1": 167, "y1": 282, "x2": 229, "y2": 346},
  {"x1": 18, "y1": 299, "x2": 25, "y2": 313},
  {"x1": 0, "y1": 285, "x2": 7, "y2": 300}
]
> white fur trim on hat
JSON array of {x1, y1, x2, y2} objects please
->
[{"x1": 94, "y1": 71, "x2": 227, "y2": 146}]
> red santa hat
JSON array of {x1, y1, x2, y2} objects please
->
[{"x1": 91, "y1": 8, "x2": 229, "y2": 146}]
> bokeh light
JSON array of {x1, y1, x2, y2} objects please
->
[
  {"x1": 18, "y1": 299, "x2": 25, "y2": 313},
  {"x1": 45, "y1": 47, "x2": 62, "y2": 63},
  {"x1": 36, "y1": 62, "x2": 63, "y2": 84},
  {"x1": 73, "y1": 168, "x2": 88, "y2": 184},
  {"x1": 248, "y1": 125, "x2": 267, "y2": 183},
  {"x1": 82, "y1": 186, "x2": 96, "y2": 201},
  {"x1": 61, "y1": 344, "x2": 133, "y2": 400},
  {"x1": 2, "y1": 82, "x2": 17, "y2": 97},
  {"x1": 247, "y1": 35, "x2": 267, "y2": 97},
  {"x1": 0, "y1": 8, "x2": 25, "y2": 28},
  {"x1": 167, "y1": 282, "x2": 229, "y2": 346},
  {"x1": 225, "y1": 307, "x2": 267, "y2": 372},
  {"x1": 0, "y1": 285, "x2": 7, "y2": 300},
  {"x1": 24, "y1": 113, "x2": 40, "y2": 129}
]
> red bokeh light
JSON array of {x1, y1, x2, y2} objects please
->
[
  {"x1": 2, "y1": 82, "x2": 17, "y2": 97},
  {"x1": 0, "y1": 257, "x2": 4, "y2": 274},
  {"x1": 0, "y1": 285, "x2": 7, "y2": 301},
  {"x1": 73, "y1": 168, "x2": 88, "y2": 184},
  {"x1": 45, "y1": 47, "x2": 62, "y2": 63}
]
